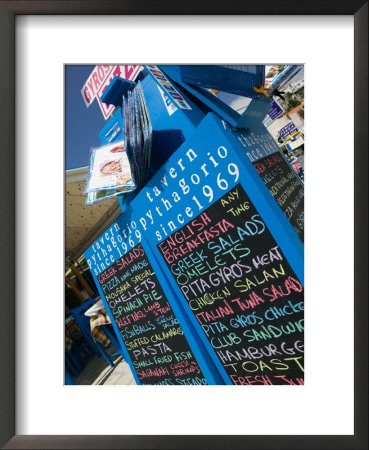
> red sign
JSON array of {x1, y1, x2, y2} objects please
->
[{"x1": 81, "y1": 65, "x2": 142, "y2": 119}]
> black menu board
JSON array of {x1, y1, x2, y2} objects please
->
[
  {"x1": 97, "y1": 243, "x2": 207, "y2": 385},
  {"x1": 253, "y1": 153, "x2": 304, "y2": 242},
  {"x1": 157, "y1": 184, "x2": 304, "y2": 385}
]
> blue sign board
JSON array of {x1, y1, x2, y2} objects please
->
[
  {"x1": 267, "y1": 98, "x2": 284, "y2": 121},
  {"x1": 279, "y1": 122, "x2": 299, "y2": 141},
  {"x1": 223, "y1": 120, "x2": 281, "y2": 163},
  {"x1": 130, "y1": 113, "x2": 304, "y2": 385}
]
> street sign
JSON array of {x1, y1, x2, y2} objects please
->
[
  {"x1": 267, "y1": 98, "x2": 284, "y2": 120},
  {"x1": 279, "y1": 122, "x2": 298, "y2": 141}
]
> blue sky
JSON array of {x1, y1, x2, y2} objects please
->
[{"x1": 65, "y1": 65, "x2": 106, "y2": 170}]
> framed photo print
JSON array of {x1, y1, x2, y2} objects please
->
[{"x1": 0, "y1": 1, "x2": 367, "y2": 449}]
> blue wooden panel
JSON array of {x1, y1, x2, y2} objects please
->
[
  {"x1": 98, "y1": 108, "x2": 124, "y2": 144},
  {"x1": 179, "y1": 65, "x2": 266, "y2": 100},
  {"x1": 158, "y1": 65, "x2": 272, "y2": 129}
]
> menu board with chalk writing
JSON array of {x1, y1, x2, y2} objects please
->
[
  {"x1": 84, "y1": 212, "x2": 222, "y2": 385},
  {"x1": 131, "y1": 113, "x2": 304, "y2": 385},
  {"x1": 253, "y1": 153, "x2": 304, "y2": 242},
  {"x1": 157, "y1": 184, "x2": 304, "y2": 385},
  {"x1": 223, "y1": 122, "x2": 304, "y2": 243}
]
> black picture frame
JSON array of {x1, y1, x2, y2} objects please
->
[{"x1": 0, "y1": 1, "x2": 367, "y2": 449}]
